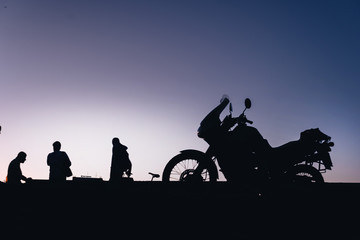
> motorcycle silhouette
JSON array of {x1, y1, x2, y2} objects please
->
[{"x1": 162, "y1": 95, "x2": 334, "y2": 184}]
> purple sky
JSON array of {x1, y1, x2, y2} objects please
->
[{"x1": 1, "y1": 0, "x2": 359, "y2": 182}]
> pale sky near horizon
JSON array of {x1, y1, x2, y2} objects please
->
[{"x1": 1, "y1": 0, "x2": 359, "y2": 182}]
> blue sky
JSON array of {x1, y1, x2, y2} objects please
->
[{"x1": 0, "y1": 0, "x2": 359, "y2": 182}]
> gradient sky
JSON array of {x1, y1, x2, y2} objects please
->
[{"x1": 1, "y1": 0, "x2": 359, "y2": 182}]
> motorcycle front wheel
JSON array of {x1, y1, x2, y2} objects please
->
[
  {"x1": 162, "y1": 152, "x2": 217, "y2": 182},
  {"x1": 287, "y1": 165, "x2": 324, "y2": 184}
]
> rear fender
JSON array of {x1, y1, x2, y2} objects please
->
[{"x1": 179, "y1": 149, "x2": 219, "y2": 179}]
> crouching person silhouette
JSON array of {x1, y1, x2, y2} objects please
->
[
  {"x1": 7, "y1": 151, "x2": 32, "y2": 184},
  {"x1": 47, "y1": 141, "x2": 72, "y2": 183},
  {"x1": 110, "y1": 137, "x2": 132, "y2": 181}
]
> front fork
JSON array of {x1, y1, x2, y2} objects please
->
[
  {"x1": 193, "y1": 157, "x2": 212, "y2": 178},
  {"x1": 192, "y1": 148, "x2": 217, "y2": 181}
]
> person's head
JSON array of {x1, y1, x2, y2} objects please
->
[
  {"x1": 53, "y1": 141, "x2": 61, "y2": 151},
  {"x1": 112, "y1": 137, "x2": 120, "y2": 145},
  {"x1": 16, "y1": 151, "x2": 27, "y2": 163}
]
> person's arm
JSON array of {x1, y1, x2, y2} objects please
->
[
  {"x1": 20, "y1": 174, "x2": 28, "y2": 182},
  {"x1": 47, "y1": 154, "x2": 51, "y2": 166},
  {"x1": 18, "y1": 165, "x2": 29, "y2": 182},
  {"x1": 64, "y1": 152, "x2": 71, "y2": 167}
]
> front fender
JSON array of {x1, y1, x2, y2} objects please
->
[{"x1": 179, "y1": 149, "x2": 219, "y2": 180}]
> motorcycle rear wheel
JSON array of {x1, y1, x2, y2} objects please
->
[
  {"x1": 162, "y1": 152, "x2": 217, "y2": 182},
  {"x1": 287, "y1": 165, "x2": 324, "y2": 184}
]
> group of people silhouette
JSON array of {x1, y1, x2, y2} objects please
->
[{"x1": 6, "y1": 137, "x2": 132, "y2": 184}]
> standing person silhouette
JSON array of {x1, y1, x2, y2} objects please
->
[
  {"x1": 47, "y1": 141, "x2": 72, "y2": 183},
  {"x1": 110, "y1": 137, "x2": 132, "y2": 181},
  {"x1": 7, "y1": 151, "x2": 31, "y2": 184}
]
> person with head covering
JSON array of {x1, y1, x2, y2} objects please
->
[{"x1": 110, "y1": 137, "x2": 132, "y2": 181}]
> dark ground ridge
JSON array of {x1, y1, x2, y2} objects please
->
[{"x1": 1, "y1": 181, "x2": 359, "y2": 239}]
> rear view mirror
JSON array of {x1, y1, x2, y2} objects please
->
[{"x1": 245, "y1": 98, "x2": 251, "y2": 109}]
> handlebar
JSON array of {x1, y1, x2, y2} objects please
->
[
  {"x1": 238, "y1": 113, "x2": 253, "y2": 125},
  {"x1": 221, "y1": 114, "x2": 253, "y2": 131}
]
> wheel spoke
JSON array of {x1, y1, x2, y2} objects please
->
[{"x1": 168, "y1": 158, "x2": 211, "y2": 182}]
